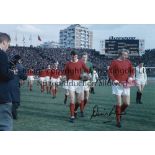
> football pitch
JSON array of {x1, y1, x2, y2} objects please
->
[{"x1": 14, "y1": 80, "x2": 155, "y2": 131}]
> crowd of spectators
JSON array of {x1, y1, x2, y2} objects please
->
[{"x1": 7, "y1": 46, "x2": 155, "y2": 77}]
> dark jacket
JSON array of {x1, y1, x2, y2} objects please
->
[
  {"x1": 0, "y1": 49, "x2": 14, "y2": 104},
  {"x1": 9, "y1": 63, "x2": 27, "y2": 104}
]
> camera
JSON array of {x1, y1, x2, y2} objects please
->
[{"x1": 9, "y1": 55, "x2": 21, "y2": 69}]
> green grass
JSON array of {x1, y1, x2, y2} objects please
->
[{"x1": 13, "y1": 81, "x2": 155, "y2": 131}]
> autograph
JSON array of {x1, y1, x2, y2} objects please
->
[{"x1": 90, "y1": 105, "x2": 125, "y2": 123}]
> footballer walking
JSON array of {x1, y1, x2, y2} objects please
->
[
  {"x1": 135, "y1": 61, "x2": 147, "y2": 104},
  {"x1": 74, "y1": 52, "x2": 93, "y2": 117},
  {"x1": 27, "y1": 67, "x2": 34, "y2": 91},
  {"x1": 64, "y1": 51, "x2": 89, "y2": 123},
  {"x1": 45, "y1": 65, "x2": 51, "y2": 93},
  {"x1": 50, "y1": 61, "x2": 61, "y2": 99},
  {"x1": 108, "y1": 49, "x2": 134, "y2": 128}
]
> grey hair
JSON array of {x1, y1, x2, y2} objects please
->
[{"x1": 118, "y1": 49, "x2": 129, "y2": 56}]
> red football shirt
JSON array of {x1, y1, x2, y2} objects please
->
[
  {"x1": 108, "y1": 59, "x2": 134, "y2": 82},
  {"x1": 39, "y1": 70, "x2": 47, "y2": 77},
  {"x1": 27, "y1": 69, "x2": 34, "y2": 76},
  {"x1": 46, "y1": 69, "x2": 51, "y2": 76},
  {"x1": 50, "y1": 68, "x2": 61, "y2": 79},
  {"x1": 64, "y1": 60, "x2": 89, "y2": 80}
]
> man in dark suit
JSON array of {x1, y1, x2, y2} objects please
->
[
  {"x1": 9, "y1": 55, "x2": 27, "y2": 119},
  {"x1": 0, "y1": 32, "x2": 14, "y2": 131}
]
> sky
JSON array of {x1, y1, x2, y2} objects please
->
[{"x1": 0, "y1": 24, "x2": 155, "y2": 51}]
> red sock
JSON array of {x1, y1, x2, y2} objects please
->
[
  {"x1": 41, "y1": 84, "x2": 44, "y2": 92},
  {"x1": 74, "y1": 102, "x2": 79, "y2": 112},
  {"x1": 70, "y1": 103, "x2": 75, "y2": 117},
  {"x1": 121, "y1": 103, "x2": 128, "y2": 113},
  {"x1": 50, "y1": 87, "x2": 53, "y2": 95},
  {"x1": 84, "y1": 99, "x2": 87, "y2": 107},
  {"x1": 51, "y1": 88, "x2": 55, "y2": 96},
  {"x1": 115, "y1": 105, "x2": 121, "y2": 123},
  {"x1": 55, "y1": 88, "x2": 57, "y2": 96},
  {"x1": 80, "y1": 100, "x2": 84, "y2": 112}
]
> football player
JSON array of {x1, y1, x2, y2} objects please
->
[
  {"x1": 108, "y1": 49, "x2": 134, "y2": 128},
  {"x1": 74, "y1": 52, "x2": 93, "y2": 117},
  {"x1": 39, "y1": 67, "x2": 46, "y2": 93},
  {"x1": 45, "y1": 65, "x2": 51, "y2": 93},
  {"x1": 135, "y1": 61, "x2": 147, "y2": 104},
  {"x1": 50, "y1": 61, "x2": 61, "y2": 99},
  {"x1": 64, "y1": 51, "x2": 89, "y2": 123},
  {"x1": 90, "y1": 67, "x2": 99, "y2": 94},
  {"x1": 27, "y1": 67, "x2": 34, "y2": 91}
]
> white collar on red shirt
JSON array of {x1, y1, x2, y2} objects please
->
[
  {"x1": 117, "y1": 58, "x2": 123, "y2": 61},
  {"x1": 117, "y1": 58, "x2": 128, "y2": 62}
]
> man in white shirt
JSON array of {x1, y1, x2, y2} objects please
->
[
  {"x1": 135, "y1": 61, "x2": 147, "y2": 104},
  {"x1": 90, "y1": 68, "x2": 98, "y2": 94}
]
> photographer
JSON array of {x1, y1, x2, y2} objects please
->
[
  {"x1": 9, "y1": 55, "x2": 27, "y2": 119},
  {"x1": 0, "y1": 33, "x2": 14, "y2": 131}
]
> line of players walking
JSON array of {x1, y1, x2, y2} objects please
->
[
  {"x1": 26, "y1": 50, "x2": 147, "y2": 127},
  {"x1": 0, "y1": 33, "x2": 148, "y2": 131},
  {"x1": 26, "y1": 51, "x2": 99, "y2": 123}
]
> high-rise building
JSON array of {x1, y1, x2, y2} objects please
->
[{"x1": 60, "y1": 24, "x2": 93, "y2": 49}]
